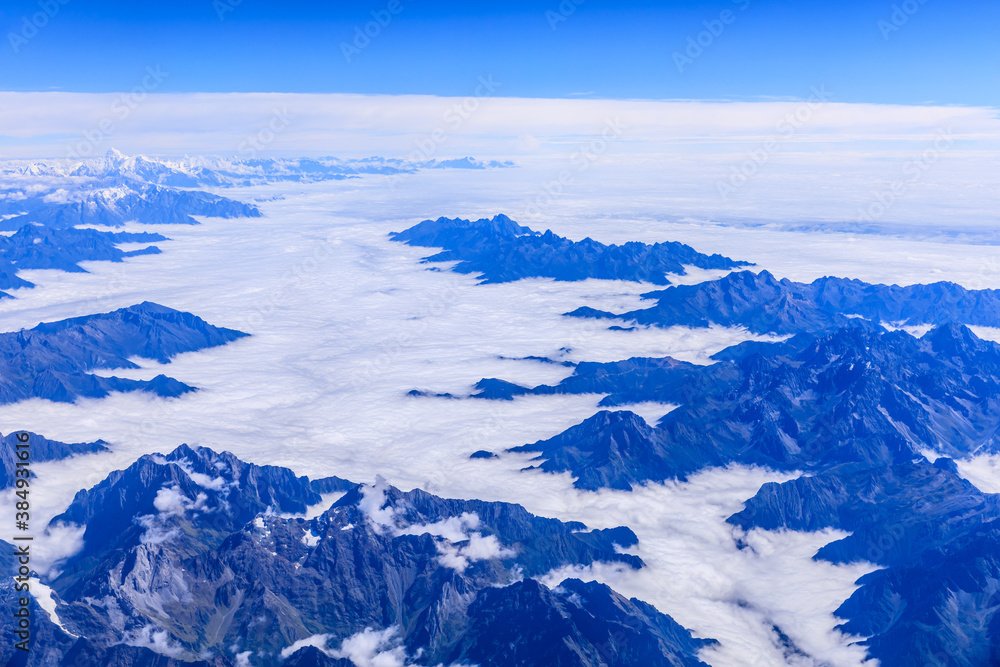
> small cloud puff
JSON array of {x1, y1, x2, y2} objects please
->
[
  {"x1": 397, "y1": 512, "x2": 515, "y2": 573},
  {"x1": 152, "y1": 485, "x2": 207, "y2": 516},
  {"x1": 138, "y1": 485, "x2": 209, "y2": 544},
  {"x1": 123, "y1": 625, "x2": 187, "y2": 659},
  {"x1": 358, "y1": 477, "x2": 397, "y2": 529},
  {"x1": 279, "y1": 626, "x2": 473, "y2": 667}
]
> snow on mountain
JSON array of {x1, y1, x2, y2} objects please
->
[
  {"x1": 0, "y1": 150, "x2": 514, "y2": 190},
  {"x1": 0, "y1": 444, "x2": 711, "y2": 666}
]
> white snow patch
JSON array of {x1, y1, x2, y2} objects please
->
[{"x1": 29, "y1": 578, "x2": 77, "y2": 637}]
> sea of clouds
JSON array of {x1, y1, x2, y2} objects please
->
[{"x1": 1, "y1": 93, "x2": 1000, "y2": 665}]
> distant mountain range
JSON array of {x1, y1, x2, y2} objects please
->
[
  {"x1": 468, "y1": 323, "x2": 1000, "y2": 487},
  {"x1": 568, "y1": 269, "x2": 1000, "y2": 335},
  {"x1": 0, "y1": 444, "x2": 712, "y2": 666},
  {"x1": 0, "y1": 183, "x2": 261, "y2": 231},
  {"x1": 391, "y1": 215, "x2": 751, "y2": 284},
  {"x1": 391, "y1": 215, "x2": 1000, "y2": 335},
  {"x1": 0, "y1": 302, "x2": 247, "y2": 404},
  {"x1": 2, "y1": 149, "x2": 515, "y2": 189}
]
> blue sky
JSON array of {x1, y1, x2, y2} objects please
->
[{"x1": 0, "y1": 0, "x2": 996, "y2": 106}]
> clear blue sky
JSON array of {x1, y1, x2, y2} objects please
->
[{"x1": 0, "y1": 0, "x2": 996, "y2": 106}]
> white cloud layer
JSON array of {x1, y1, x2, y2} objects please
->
[
  {"x1": 0, "y1": 92, "x2": 997, "y2": 228},
  {"x1": 2, "y1": 125, "x2": 998, "y2": 665}
]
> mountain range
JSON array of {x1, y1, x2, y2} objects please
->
[
  {"x1": 390, "y1": 215, "x2": 750, "y2": 284},
  {"x1": 2, "y1": 150, "x2": 514, "y2": 189},
  {"x1": 568, "y1": 269, "x2": 1000, "y2": 335},
  {"x1": 0, "y1": 444, "x2": 713, "y2": 667},
  {"x1": 0, "y1": 226, "x2": 165, "y2": 299},
  {"x1": 0, "y1": 302, "x2": 247, "y2": 404}
]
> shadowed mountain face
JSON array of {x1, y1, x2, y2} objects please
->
[
  {"x1": 453, "y1": 322, "x2": 1000, "y2": 666},
  {"x1": 0, "y1": 444, "x2": 713, "y2": 667},
  {"x1": 0, "y1": 225, "x2": 165, "y2": 299},
  {"x1": 0, "y1": 183, "x2": 261, "y2": 231},
  {"x1": 568, "y1": 269, "x2": 1000, "y2": 335},
  {"x1": 730, "y1": 459, "x2": 1000, "y2": 667},
  {"x1": 0, "y1": 153, "x2": 264, "y2": 299},
  {"x1": 0, "y1": 431, "x2": 108, "y2": 489},
  {"x1": 0, "y1": 302, "x2": 248, "y2": 405},
  {"x1": 390, "y1": 214, "x2": 751, "y2": 285},
  {"x1": 475, "y1": 324, "x2": 1000, "y2": 489}
]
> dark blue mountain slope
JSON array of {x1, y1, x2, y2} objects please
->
[
  {"x1": 481, "y1": 324, "x2": 1000, "y2": 490},
  {"x1": 0, "y1": 225, "x2": 165, "y2": 298},
  {"x1": 448, "y1": 578, "x2": 715, "y2": 667},
  {"x1": 729, "y1": 459, "x2": 1000, "y2": 667},
  {"x1": 0, "y1": 541, "x2": 82, "y2": 666},
  {"x1": 14, "y1": 444, "x2": 712, "y2": 667},
  {"x1": 0, "y1": 302, "x2": 247, "y2": 405},
  {"x1": 470, "y1": 355, "x2": 726, "y2": 408},
  {"x1": 0, "y1": 431, "x2": 108, "y2": 489},
  {"x1": 390, "y1": 215, "x2": 750, "y2": 284},
  {"x1": 474, "y1": 323, "x2": 1000, "y2": 665},
  {"x1": 568, "y1": 269, "x2": 1000, "y2": 335},
  {"x1": 0, "y1": 184, "x2": 260, "y2": 230}
]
